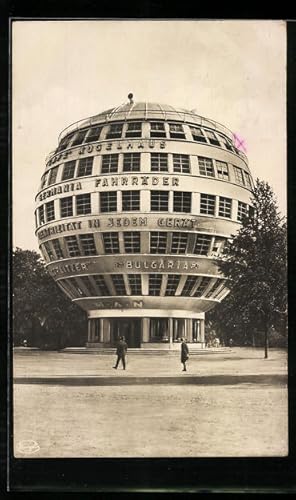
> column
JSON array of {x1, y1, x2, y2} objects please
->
[
  {"x1": 187, "y1": 319, "x2": 193, "y2": 342},
  {"x1": 167, "y1": 153, "x2": 174, "y2": 174},
  {"x1": 191, "y1": 192, "x2": 200, "y2": 216},
  {"x1": 200, "y1": 319, "x2": 205, "y2": 345},
  {"x1": 142, "y1": 318, "x2": 150, "y2": 342},
  {"x1": 185, "y1": 319, "x2": 190, "y2": 341},
  {"x1": 99, "y1": 318, "x2": 104, "y2": 343},
  {"x1": 168, "y1": 317, "x2": 173, "y2": 347},
  {"x1": 173, "y1": 319, "x2": 178, "y2": 341},
  {"x1": 103, "y1": 318, "x2": 111, "y2": 344},
  {"x1": 91, "y1": 191, "x2": 99, "y2": 215},
  {"x1": 118, "y1": 153, "x2": 124, "y2": 174},
  {"x1": 195, "y1": 320, "x2": 201, "y2": 342},
  {"x1": 87, "y1": 319, "x2": 93, "y2": 343},
  {"x1": 141, "y1": 190, "x2": 150, "y2": 212}
]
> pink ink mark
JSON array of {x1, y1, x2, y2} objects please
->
[{"x1": 233, "y1": 133, "x2": 247, "y2": 153}]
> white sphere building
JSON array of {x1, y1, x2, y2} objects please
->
[{"x1": 35, "y1": 96, "x2": 254, "y2": 349}]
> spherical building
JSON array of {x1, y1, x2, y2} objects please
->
[{"x1": 35, "y1": 97, "x2": 254, "y2": 349}]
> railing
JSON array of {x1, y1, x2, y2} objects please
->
[
  {"x1": 44, "y1": 107, "x2": 247, "y2": 164},
  {"x1": 57, "y1": 108, "x2": 236, "y2": 143}
]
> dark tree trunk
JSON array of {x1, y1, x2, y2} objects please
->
[{"x1": 264, "y1": 322, "x2": 269, "y2": 359}]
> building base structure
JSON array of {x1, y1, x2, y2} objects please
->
[{"x1": 86, "y1": 312, "x2": 206, "y2": 349}]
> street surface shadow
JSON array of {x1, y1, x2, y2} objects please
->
[{"x1": 14, "y1": 374, "x2": 287, "y2": 386}]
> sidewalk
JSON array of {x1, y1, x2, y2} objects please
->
[{"x1": 13, "y1": 347, "x2": 287, "y2": 386}]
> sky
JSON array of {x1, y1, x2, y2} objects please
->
[{"x1": 12, "y1": 20, "x2": 286, "y2": 252}]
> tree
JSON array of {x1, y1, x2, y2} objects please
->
[
  {"x1": 12, "y1": 248, "x2": 87, "y2": 348},
  {"x1": 215, "y1": 179, "x2": 287, "y2": 358}
]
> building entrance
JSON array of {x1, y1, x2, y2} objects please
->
[{"x1": 111, "y1": 318, "x2": 141, "y2": 348}]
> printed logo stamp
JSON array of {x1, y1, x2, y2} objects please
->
[{"x1": 17, "y1": 440, "x2": 40, "y2": 454}]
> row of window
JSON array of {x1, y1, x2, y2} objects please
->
[
  {"x1": 57, "y1": 273, "x2": 227, "y2": 300},
  {"x1": 40, "y1": 232, "x2": 228, "y2": 261},
  {"x1": 37, "y1": 191, "x2": 250, "y2": 226},
  {"x1": 57, "y1": 121, "x2": 238, "y2": 153},
  {"x1": 41, "y1": 154, "x2": 252, "y2": 189}
]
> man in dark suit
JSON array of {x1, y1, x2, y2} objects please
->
[
  {"x1": 180, "y1": 338, "x2": 189, "y2": 372},
  {"x1": 113, "y1": 336, "x2": 128, "y2": 370}
]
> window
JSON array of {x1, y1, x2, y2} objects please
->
[
  {"x1": 92, "y1": 275, "x2": 110, "y2": 296},
  {"x1": 72, "y1": 278, "x2": 87, "y2": 297},
  {"x1": 169, "y1": 123, "x2": 185, "y2": 139},
  {"x1": 149, "y1": 274, "x2": 163, "y2": 296},
  {"x1": 76, "y1": 193, "x2": 91, "y2": 215},
  {"x1": 190, "y1": 126, "x2": 207, "y2": 143},
  {"x1": 122, "y1": 190, "x2": 140, "y2": 211},
  {"x1": 173, "y1": 154, "x2": 190, "y2": 173},
  {"x1": 38, "y1": 205, "x2": 45, "y2": 225},
  {"x1": 204, "y1": 130, "x2": 220, "y2": 146},
  {"x1": 151, "y1": 191, "x2": 169, "y2": 211},
  {"x1": 52, "y1": 239, "x2": 64, "y2": 259},
  {"x1": 234, "y1": 166, "x2": 245, "y2": 185},
  {"x1": 165, "y1": 275, "x2": 180, "y2": 296},
  {"x1": 71, "y1": 129, "x2": 88, "y2": 146},
  {"x1": 205, "y1": 279, "x2": 223, "y2": 299},
  {"x1": 219, "y1": 134, "x2": 235, "y2": 152},
  {"x1": 106, "y1": 123, "x2": 123, "y2": 139},
  {"x1": 249, "y1": 206, "x2": 255, "y2": 219},
  {"x1": 40, "y1": 173, "x2": 48, "y2": 189},
  {"x1": 151, "y1": 153, "x2": 168, "y2": 172},
  {"x1": 85, "y1": 126, "x2": 102, "y2": 143},
  {"x1": 77, "y1": 157, "x2": 93, "y2": 177},
  {"x1": 80, "y1": 234, "x2": 97, "y2": 255},
  {"x1": 62, "y1": 160, "x2": 76, "y2": 180},
  {"x1": 128, "y1": 275, "x2": 142, "y2": 294},
  {"x1": 65, "y1": 235, "x2": 80, "y2": 257},
  {"x1": 125, "y1": 122, "x2": 142, "y2": 138},
  {"x1": 173, "y1": 192, "x2": 191, "y2": 213},
  {"x1": 171, "y1": 232, "x2": 188, "y2": 254},
  {"x1": 123, "y1": 232, "x2": 140, "y2": 253},
  {"x1": 101, "y1": 154, "x2": 119, "y2": 174},
  {"x1": 43, "y1": 242, "x2": 55, "y2": 262},
  {"x1": 216, "y1": 161, "x2": 229, "y2": 180},
  {"x1": 150, "y1": 232, "x2": 168, "y2": 254},
  {"x1": 181, "y1": 276, "x2": 198, "y2": 296},
  {"x1": 80, "y1": 276, "x2": 96, "y2": 296},
  {"x1": 123, "y1": 153, "x2": 141, "y2": 172},
  {"x1": 100, "y1": 192, "x2": 117, "y2": 213},
  {"x1": 111, "y1": 274, "x2": 126, "y2": 295},
  {"x1": 45, "y1": 201, "x2": 55, "y2": 221},
  {"x1": 60, "y1": 196, "x2": 73, "y2": 217},
  {"x1": 237, "y1": 201, "x2": 248, "y2": 222},
  {"x1": 57, "y1": 280, "x2": 77, "y2": 300},
  {"x1": 211, "y1": 237, "x2": 225, "y2": 256},
  {"x1": 198, "y1": 157, "x2": 215, "y2": 177},
  {"x1": 102, "y1": 232, "x2": 120, "y2": 253},
  {"x1": 219, "y1": 197, "x2": 232, "y2": 218},
  {"x1": 150, "y1": 122, "x2": 166, "y2": 138},
  {"x1": 244, "y1": 172, "x2": 252, "y2": 190},
  {"x1": 57, "y1": 132, "x2": 75, "y2": 151},
  {"x1": 193, "y1": 277, "x2": 212, "y2": 297},
  {"x1": 200, "y1": 194, "x2": 215, "y2": 215},
  {"x1": 193, "y1": 235, "x2": 212, "y2": 255},
  {"x1": 48, "y1": 167, "x2": 58, "y2": 186}
]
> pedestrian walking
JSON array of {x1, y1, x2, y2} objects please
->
[
  {"x1": 180, "y1": 338, "x2": 189, "y2": 372},
  {"x1": 113, "y1": 336, "x2": 128, "y2": 370}
]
